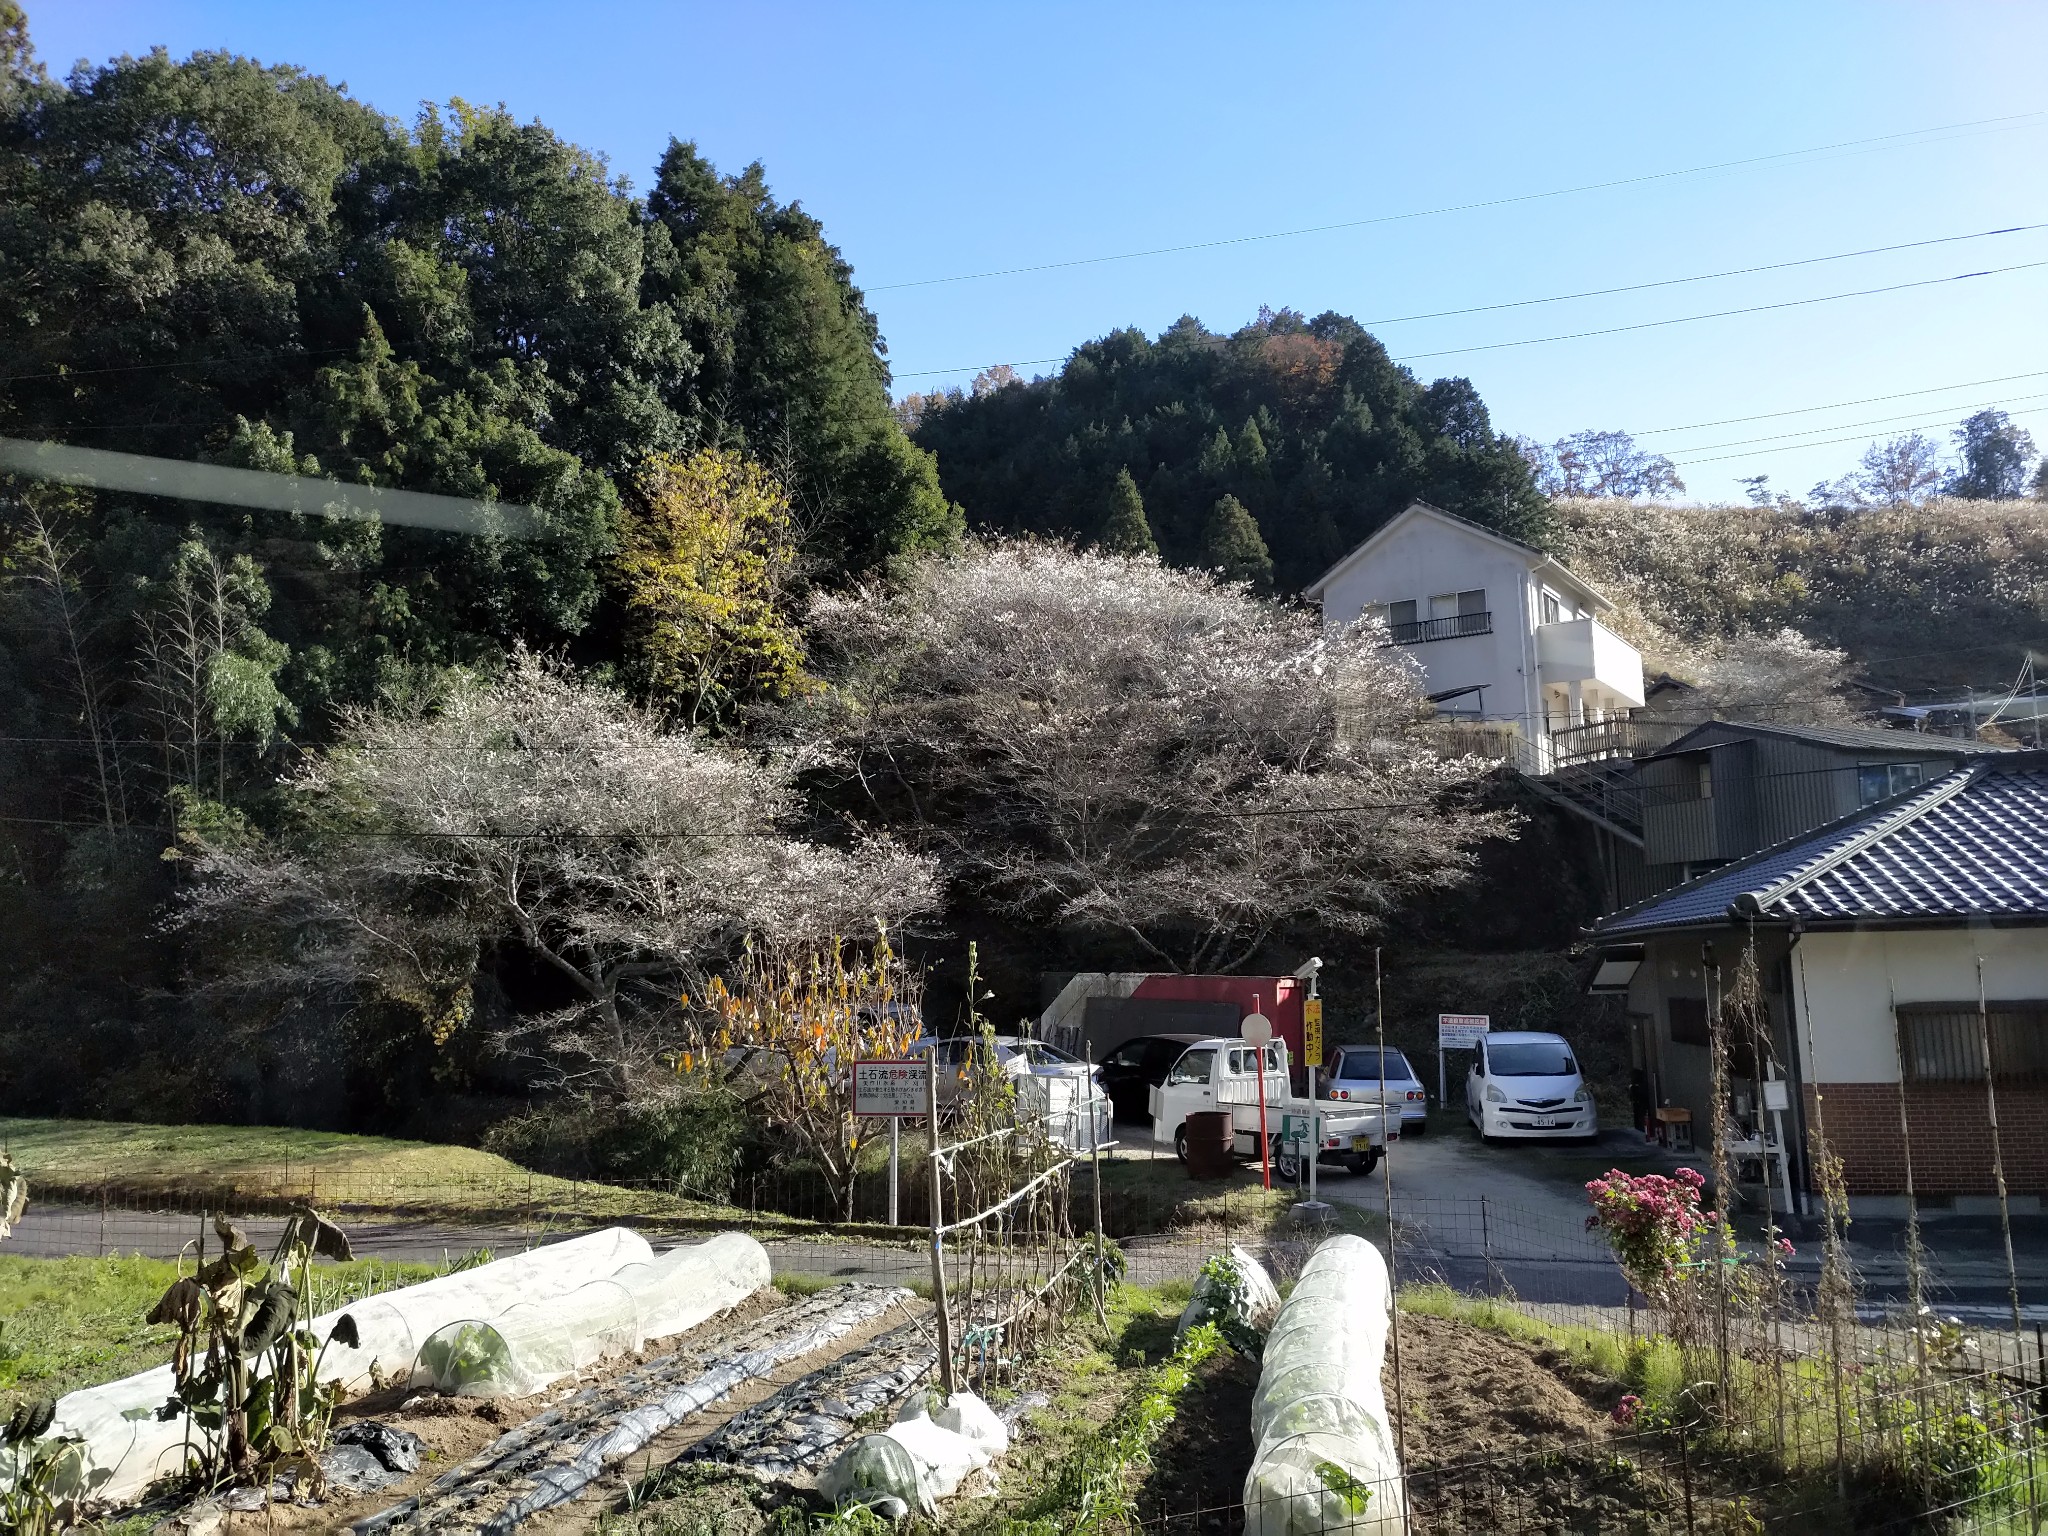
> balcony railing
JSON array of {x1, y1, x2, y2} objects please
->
[
  {"x1": 1549, "y1": 716, "x2": 1690, "y2": 768},
  {"x1": 1387, "y1": 611, "x2": 1492, "y2": 645}
]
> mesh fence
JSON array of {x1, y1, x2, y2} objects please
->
[{"x1": 17, "y1": 1165, "x2": 2048, "y2": 1531}]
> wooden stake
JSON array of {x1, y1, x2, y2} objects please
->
[{"x1": 927, "y1": 1061, "x2": 956, "y2": 1396}]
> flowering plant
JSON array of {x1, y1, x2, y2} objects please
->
[{"x1": 1584, "y1": 1166, "x2": 1713, "y2": 1302}]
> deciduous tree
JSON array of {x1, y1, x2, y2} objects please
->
[
  {"x1": 804, "y1": 540, "x2": 1513, "y2": 973},
  {"x1": 176, "y1": 652, "x2": 937, "y2": 1098}
]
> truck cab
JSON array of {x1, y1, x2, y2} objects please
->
[{"x1": 1148, "y1": 1037, "x2": 1391, "y2": 1176}]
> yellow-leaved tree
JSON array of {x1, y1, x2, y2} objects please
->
[
  {"x1": 688, "y1": 932, "x2": 922, "y2": 1223},
  {"x1": 618, "y1": 448, "x2": 809, "y2": 727}
]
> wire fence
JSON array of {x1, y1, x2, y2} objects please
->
[{"x1": 17, "y1": 1163, "x2": 2048, "y2": 1531}]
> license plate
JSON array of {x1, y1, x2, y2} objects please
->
[
  {"x1": 1351, "y1": 1136, "x2": 1370, "y2": 1149},
  {"x1": 1528, "y1": 1117, "x2": 1559, "y2": 1128}
]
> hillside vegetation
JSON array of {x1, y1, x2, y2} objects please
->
[{"x1": 1551, "y1": 496, "x2": 2048, "y2": 695}]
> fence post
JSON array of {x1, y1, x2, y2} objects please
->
[
  {"x1": 1480, "y1": 1194, "x2": 1494, "y2": 1297},
  {"x1": 98, "y1": 1183, "x2": 107, "y2": 1258},
  {"x1": 926, "y1": 1065, "x2": 956, "y2": 1396},
  {"x1": 1087, "y1": 1044, "x2": 1109, "y2": 1331}
]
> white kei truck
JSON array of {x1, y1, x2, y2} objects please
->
[{"x1": 1149, "y1": 1037, "x2": 1395, "y2": 1178}]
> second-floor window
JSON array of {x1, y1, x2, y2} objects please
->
[
  {"x1": 1857, "y1": 762, "x2": 1925, "y2": 805},
  {"x1": 1542, "y1": 591, "x2": 1561, "y2": 625}
]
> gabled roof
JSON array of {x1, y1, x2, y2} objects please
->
[
  {"x1": 1593, "y1": 752, "x2": 2048, "y2": 937},
  {"x1": 1303, "y1": 501, "x2": 1615, "y2": 612},
  {"x1": 1642, "y1": 717, "x2": 2007, "y2": 762}
]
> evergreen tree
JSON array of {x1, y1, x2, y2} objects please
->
[
  {"x1": 1097, "y1": 467, "x2": 1158, "y2": 557},
  {"x1": 1201, "y1": 495, "x2": 1274, "y2": 590}
]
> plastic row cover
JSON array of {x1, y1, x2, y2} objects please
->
[
  {"x1": 1243, "y1": 1234, "x2": 1406, "y2": 1535},
  {"x1": 817, "y1": 1392, "x2": 1010, "y2": 1517},
  {"x1": 43, "y1": 1229, "x2": 767, "y2": 1507},
  {"x1": 411, "y1": 1233, "x2": 771, "y2": 1397}
]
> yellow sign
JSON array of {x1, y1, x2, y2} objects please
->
[{"x1": 1303, "y1": 998, "x2": 1324, "y2": 1066}]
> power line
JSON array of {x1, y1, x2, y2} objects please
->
[
  {"x1": 893, "y1": 257, "x2": 2048, "y2": 380},
  {"x1": 1659, "y1": 392, "x2": 2048, "y2": 458},
  {"x1": 1669, "y1": 403, "x2": 2048, "y2": 467},
  {"x1": 1631, "y1": 369, "x2": 2048, "y2": 436},
  {"x1": 868, "y1": 112, "x2": 2046, "y2": 292},
  {"x1": 1355, "y1": 222, "x2": 2047, "y2": 329},
  {"x1": 1397, "y1": 258, "x2": 2048, "y2": 363}
]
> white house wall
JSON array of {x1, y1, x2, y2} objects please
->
[
  {"x1": 1791, "y1": 927, "x2": 2048, "y2": 1084},
  {"x1": 1315, "y1": 516, "x2": 1537, "y2": 727}
]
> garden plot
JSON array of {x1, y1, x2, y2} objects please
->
[
  {"x1": 350, "y1": 1282, "x2": 913, "y2": 1534},
  {"x1": 675, "y1": 1317, "x2": 938, "y2": 1485}
]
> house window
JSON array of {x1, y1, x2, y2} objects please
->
[
  {"x1": 1696, "y1": 760, "x2": 1714, "y2": 801},
  {"x1": 1857, "y1": 762, "x2": 1925, "y2": 806},
  {"x1": 1669, "y1": 997, "x2": 1709, "y2": 1047},
  {"x1": 1899, "y1": 1004, "x2": 2048, "y2": 1084},
  {"x1": 1542, "y1": 592, "x2": 1561, "y2": 625}
]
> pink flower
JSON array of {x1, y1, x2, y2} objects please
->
[{"x1": 1612, "y1": 1394, "x2": 1641, "y2": 1426}]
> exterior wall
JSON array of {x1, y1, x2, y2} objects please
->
[
  {"x1": 1039, "y1": 972, "x2": 1305, "y2": 1066},
  {"x1": 1794, "y1": 928, "x2": 2048, "y2": 1197},
  {"x1": 1792, "y1": 928, "x2": 2048, "y2": 1084},
  {"x1": 1804, "y1": 1082, "x2": 2048, "y2": 1200},
  {"x1": 1536, "y1": 616, "x2": 1646, "y2": 709},
  {"x1": 1315, "y1": 515, "x2": 1539, "y2": 729}
]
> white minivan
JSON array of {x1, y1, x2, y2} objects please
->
[{"x1": 1465, "y1": 1031, "x2": 1598, "y2": 1141}]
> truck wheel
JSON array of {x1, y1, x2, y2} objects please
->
[
  {"x1": 1173, "y1": 1126, "x2": 1189, "y2": 1165},
  {"x1": 1347, "y1": 1148, "x2": 1381, "y2": 1177},
  {"x1": 1275, "y1": 1150, "x2": 1302, "y2": 1181}
]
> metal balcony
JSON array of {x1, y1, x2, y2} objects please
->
[{"x1": 1386, "y1": 611, "x2": 1492, "y2": 645}]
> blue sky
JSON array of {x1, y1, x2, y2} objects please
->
[{"x1": 30, "y1": 2, "x2": 2048, "y2": 502}]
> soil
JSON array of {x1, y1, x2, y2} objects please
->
[
  {"x1": 1139, "y1": 1346, "x2": 1262, "y2": 1525},
  {"x1": 199, "y1": 1285, "x2": 797, "y2": 1535}
]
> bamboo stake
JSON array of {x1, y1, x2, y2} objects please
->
[
  {"x1": 927, "y1": 1062, "x2": 956, "y2": 1397},
  {"x1": 1376, "y1": 946, "x2": 1413, "y2": 1536},
  {"x1": 1977, "y1": 955, "x2": 2026, "y2": 1346}
]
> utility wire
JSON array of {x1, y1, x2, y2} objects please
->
[
  {"x1": 1631, "y1": 369, "x2": 2048, "y2": 436},
  {"x1": 893, "y1": 257, "x2": 2048, "y2": 379},
  {"x1": 1657, "y1": 393, "x2": 2048, "y2": 458},
  {"x1": 1670, "y1": 403, "x2": 2048, "y2": 467},
  {"x1": 869, "y1": 112, "x2": 2046, "y2": 291},
  {"x1": 1354, "y1": 223, "x2": 2047, "y2": 328}
]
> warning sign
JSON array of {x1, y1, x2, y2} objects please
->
[
  {"x1": 852, "y1": 1059, "x2": 930, "y2": 1117},
  {"x1": 1302, "y1": 998, "x2": 1324, "y2": 1066}
]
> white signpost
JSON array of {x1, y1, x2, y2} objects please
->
[
  {"x1": 1436, "y1": 1013, "x2": 1491, "y2": 1107},
  {"x1": 854, "y1": 1058, "x2": 932, "y2": 1226}
]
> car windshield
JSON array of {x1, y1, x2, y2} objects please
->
[
  {"x1": 1489, "y1": 1042, "x2": 1577, "y2": 1077},
  {"x1": 1002, "y1": 1041, "x2": 1078, "y2": 1067},
  {"x1": 1335, "y1": 1049, "x2": 1412, "y2": 1081}
]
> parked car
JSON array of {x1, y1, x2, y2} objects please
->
[
  {"x1": 1149, "y1": 1038, "x2": 1392, "y2": 1177},
  {"x1": 1464, "y1": 1031, "x2": 1599, "y2": 1141},
  {"x1": 910, "y1": 1034, "x2": 1111, "y2": 1149},
  {"x1": 1095, "y1": 1033, "x2": 1207, "y2": 1123},
  {"x1": 1321, "y1": 1045, "x2": 1429, "y2": 1135}
]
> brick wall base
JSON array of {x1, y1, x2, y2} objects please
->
[{"x1": 1804, "y1": 1082, "x2": 2048, "y2": 1197}]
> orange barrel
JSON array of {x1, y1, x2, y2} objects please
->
[{"x1": 1183, "y1": 1110, "x2": 1235, "y2": 1180}]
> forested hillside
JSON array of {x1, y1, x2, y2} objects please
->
[
  {"x1": 905, "y1": 309, "x2": 1546, "y2": 592},
  {"x1": 0, "y1": 19, "x2": 957, "y2": 1126}
]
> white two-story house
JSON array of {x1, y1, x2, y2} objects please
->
[{"x1": 1305, "y1": 501, "x2": 1645, "y2": 771}]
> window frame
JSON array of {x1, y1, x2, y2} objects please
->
[
  {"x1": 1164, "y1": 1047, "x2": 1214, "y2": 1087},
  {"x1": 1898, "y1": 1002, "x2": 2048, "y2": 1085}
]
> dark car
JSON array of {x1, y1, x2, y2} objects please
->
[{"x1": 1095, "y1": 1033, "x2": 1207, "y2": 1123}]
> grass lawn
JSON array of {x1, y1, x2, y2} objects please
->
[
  {"x1": 0, "y1": 1116, "x2": 791, "y2": 1231},
  {"x1": 0, "y1": 1253, "x2": 440, "y2": 1414}
]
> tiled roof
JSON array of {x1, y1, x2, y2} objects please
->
[{"x1": 1594, "y1": 754, "x2": 2048, "y2": 937}]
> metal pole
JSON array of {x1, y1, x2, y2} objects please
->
[
  {"x1": 888, "y1": 1115, "x2": 900, "y2": 1227},
  {"x1": 926, "y1": 1063, "x2": 956, "y2": 1396},
  {"x1": 1308, "y1": 970, "x2": 1320, "y2": 1208},
  {"x1": 1977, "y1": 957, "x2": 2026, "y2": 1346},
  {"x1": 1087, "y1": 1043, "x2": 1109, "y2": 1331},
  {"x1": 1254, "y1": 993, "x2": 1271, "y2": 1191}
]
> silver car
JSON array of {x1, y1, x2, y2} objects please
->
[{"x1": 1323, "y1": 1045, "x2": 1429, "y2": 1135}]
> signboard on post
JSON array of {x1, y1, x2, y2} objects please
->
[
  {"x1": 1302, "y1": 998, "x2": 1324, "y2": 1067},
  {"x1": 1435, "y1": 1013, "x2": 1490, "y2": 1107},
  {"x1": 853, "y1": 1059, "x2": 930, "y2": 1117},
  {"x1": 854, "y1": 1058, "x2": 931, "y2": 1228}
]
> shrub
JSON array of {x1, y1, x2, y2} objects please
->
[{"x1": 483, "y1": 1084, "x2": 762, "y2": 1198}]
